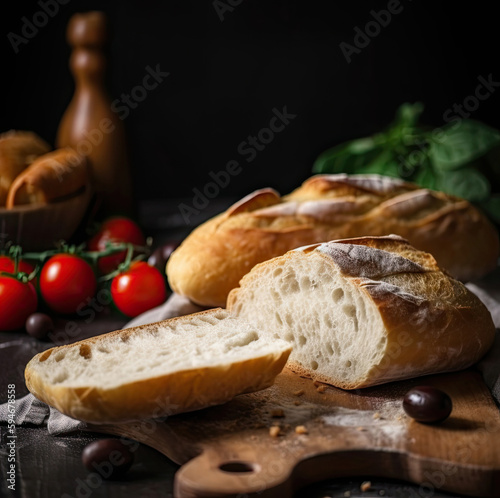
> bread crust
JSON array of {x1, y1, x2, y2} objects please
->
[
  {"x1": 167, "y1": 175, "x2": 499, "y2": 307},
  {"x1": 0, "y1": 130, "x2": 51, "y2": 205},
  {"x1": 6, "y1": 148, "x2": 88, "y2": 207},
  {"x1": 227, "y1": 235, "x2": 496, "y2": 389},
  {"x1": 24, "y1": 309, "x2": 291, "y2": 423}
]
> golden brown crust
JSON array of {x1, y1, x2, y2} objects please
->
[
  {"x1": 6, "y1": 148, "x2": 88, "y2": 208},
  {"x1": 25, "y1": 352, "x2": 290, "y2": 423},
  {"x1": 227, "y1": 235, "x2": 496, "y2": 389},
  {"x1": 24, "y1": 309, "x2": 291, "y2": 423},
  {"x1": 167, "y1": 175, "x2": 499, "y2": 307},
  {"x1": 0, "y1": 130, "x2": 51, "y2": 205}
]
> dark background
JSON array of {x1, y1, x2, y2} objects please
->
[
  {"x1": 1, "y1": 0, "x2": 499, "y2": 208},
  {"x1": 0, "y1": 6, "x2": 498, "y2": 496}
]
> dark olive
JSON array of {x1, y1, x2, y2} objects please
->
[
  {"x1": 82, "y1": 439, "x2": 134, "y2": 480},
  {"x1": 147, "y1": 242, "x2": 178, "y2": 274},
  {"x1": 403, "y1": 386, "x2": 452, "y2": 423},
  {"x1": 25, "y1": 313, "x2": 54, "y2": 339}
]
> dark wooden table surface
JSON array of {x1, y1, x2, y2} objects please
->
[{"x1": 0, "y1": 199, "x2": 463, "y2": 498}]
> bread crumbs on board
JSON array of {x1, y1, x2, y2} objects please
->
[
  {"x1": 270, "y1": 408, "x2": 285, "y2": 417},
  {"x1": 269, "y1": 425, "x2": 281, "y2": 437},
  {"x1": 361, "y1": 481, "x2": 372, "y2": 492}
]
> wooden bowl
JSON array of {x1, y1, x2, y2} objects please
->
[{"x1": 0, "y1": 186, "x2": 92, "y2": 250}]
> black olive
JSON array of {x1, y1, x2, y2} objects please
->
[
  {"x1": 147, "y1": 242, "x2": 178, "y2": 274},
  {"x1": 82, "y1": 439, "x2": 134, "y2": 480},
  {"x1": 403, "y1": 386, "x2": 452, "y2": 423},
  {"x1": 25, "y1": 313, "x2": 54, "y2": 339}
]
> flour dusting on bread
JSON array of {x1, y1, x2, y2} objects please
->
[
  {"x1": 167, "y1": 174, "x2": 499, "y2": 306},
  {"x1": 228, "y1": 235, "x2": 495, "y2": 389},
  {"x1": 316, "y1": 238, "x2": 429, "y2": 278}
]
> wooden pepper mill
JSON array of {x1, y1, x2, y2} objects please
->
[{"x1": 57, "y1": 11, "x2": 133, "y2": 216}]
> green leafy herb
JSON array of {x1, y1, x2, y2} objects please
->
[
  {"x1": 436, "y1": 168, "x2": 490, "y2": 201},
  {"x1": 429, "y1": 120, "x2": 500, "y2": 171},
  {"x1": 312, "y1": 103, "x2": 500, "y2": 224}
]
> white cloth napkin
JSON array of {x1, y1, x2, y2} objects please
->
[{"x1": 1, "y1": 275, "x2": 499, "y2": 435}]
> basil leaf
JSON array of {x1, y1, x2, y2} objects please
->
[
  {"x1": 413, "y1": 162, "x2": 438, "y2": 190},
  {"x1": 354, "y1": 149, "x2": 401, "y2": 177},
  {"x1": 429, "y1": 120, "x2": 500, "y2": 171},
  {"x1": 391, "y1": 102, "x2": 424, "y2": 129},
  {"x1": 312, "y1": 136, "x2": 385, "y2": 174},
  {"x1": 348, "y1": 137, "x2": 379, "y2": 154},
  {"x1": 361, "y1": 160, "x2": 402, "y2": 178},
  {"x1": 436, "y1": 168, "x2": 490, "y2": 202}
]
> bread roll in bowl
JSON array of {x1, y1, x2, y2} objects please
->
[{"x1": 0, "y1": 130, "x2": 50, "y2": 205}]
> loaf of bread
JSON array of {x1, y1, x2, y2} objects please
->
[
  {"x1": 26, "y1": 235, "x2": 494, "y2": 420},
  {"x1": 167, "y1": 174, "x2": 499, "y2": 307},
  {"x1": 0, "y1": 130, "x2": 51, "y2": 205},
  {"x1": 6, "y1": 148, "x2": 88, "y2": 208},
  {"x1": 25, "y1": 309, "x2": 291, "y2": 423},
  {"x1": 227, "y1": 235, "x2": 496, "y2": 389}
]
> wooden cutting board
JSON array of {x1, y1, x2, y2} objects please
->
[{"x1": 94, "y1": 367, "x2": 500, "y2": 498}]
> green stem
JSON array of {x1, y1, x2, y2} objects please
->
[
  {"x1": 85, "y1": 243, "x2": 149, "y2": 265},
  {"x1": 98, "y1": 243, "x2": 139, "y2": 282}
]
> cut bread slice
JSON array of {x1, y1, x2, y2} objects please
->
[
  {"x1": 227, "y1": 235, "x2": 496, "y2": 389},
  {"x1": 25, "y1": 309, "x2": 291, "y2": 423}
]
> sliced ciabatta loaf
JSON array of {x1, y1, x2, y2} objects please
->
[
  {"x1": 25, "y1": 309, "x2": 291, "y2": 423},
  {"x1": 167, "y1": 174, "x2": 499, "y2": 307},
  {"x1": 227, "y1": 235, "x2": 496, "y2": 389}
]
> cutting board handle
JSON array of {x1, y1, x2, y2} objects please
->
[
  {"x1": 174, "y1": 443, "x2": 500, "y2": 498},
  {"x1": 95, "y1": 369, "x2": 500, "y2": 498},
  {"x1": 174, "y1": 446, "x2": 293, "y2": 498}
]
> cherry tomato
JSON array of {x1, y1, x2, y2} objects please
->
[
  {"x1": 111, "y1": 262, "x2": 167, "y2": 317},
  {"x1": 40, "y1": 254, "x2": 97, "y2": 314},
  {"x1": 0, "y1": 255, "x2": 36, "y2": 276},
  {"x1": 0, "y1": 256, "x2": 38, "y2": 289},
  {"x1": 88, "y1": 217, "x2": 146, "y2": 274},
  {"x1": 0, "y1": 275, "x2": 38, "y2": 331}
]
